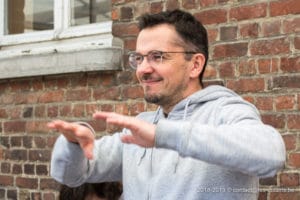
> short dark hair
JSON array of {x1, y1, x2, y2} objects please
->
[{"x1": 138, "y1": 9, "x2": 209, "y2": 86}]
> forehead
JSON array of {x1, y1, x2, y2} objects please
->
[{"x1": 136, "y1": 24, "x2": 183, "y2": 53}]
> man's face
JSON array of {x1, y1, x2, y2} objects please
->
[{"x1": 135, "y1": 24, "x2": 194, "y2": 109}]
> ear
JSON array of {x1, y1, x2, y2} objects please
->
[{"x1": 189, "y1": 53, "x2": 205, "y2": 79}]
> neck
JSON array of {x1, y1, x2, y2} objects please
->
[{"x1": 161, "y1": 84, "x2": 202, "y2": 114}]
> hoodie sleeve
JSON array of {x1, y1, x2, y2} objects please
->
[
  {"x1": 50, "y1": 133, "x2": 123, "y2": 187},
  {"x1": 155, "y1": 97, "x2": 286, "y2": 178}
]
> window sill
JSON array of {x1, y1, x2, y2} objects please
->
[{"x1": 0, "y1": 33, "x2": 123, "y2": 79}]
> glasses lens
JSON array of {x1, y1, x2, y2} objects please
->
[
  {"x1": 129, "y1": 53, "x2": 141, "y2": 69},
  {"x1": 148, "y1": 51, "x2": 163, "y2": 66}
]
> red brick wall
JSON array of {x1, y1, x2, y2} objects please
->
[{"x1": 0, "y1": 0, "x2": 299, "y2": 199}]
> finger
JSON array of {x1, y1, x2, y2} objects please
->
[
  {"x1": 82, "y1": 142, "x2": 94, "y2": 160},
  {"x1": 93, "y1": 111, "x2": 112, "y2": 120},
  {"x1": 121, "y1": 134, "x2": 135, "y2": 144}
]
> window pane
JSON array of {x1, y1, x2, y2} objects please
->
[
  {"x1": 6, "y1": 0, "x2": 53, "y2": 35},
  {"x1": 71, "y1": 0, "x2": 111, "y2": 26}
]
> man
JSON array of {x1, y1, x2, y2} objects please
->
[{"x1": 49, "y1": 9, "x2": 286, "y2": 200}]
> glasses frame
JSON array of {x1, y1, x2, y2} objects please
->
[{"x1": 128, "y1": 50, "x2": 198, "y2": 70}]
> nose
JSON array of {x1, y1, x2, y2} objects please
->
[{"x1": 136, "y1": 56, "x2": 154, "y2": 74}]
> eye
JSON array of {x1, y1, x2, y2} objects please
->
[{"x1": 149, "y1": 51, "x2": 163, "y2": 62}]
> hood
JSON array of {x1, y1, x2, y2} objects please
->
[{"x1": 165, "y1": 85, "x2": 240, "y2": 120}]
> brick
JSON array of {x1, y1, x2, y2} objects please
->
[
  {"x1": 39, "y1": 90, "x2": 64, "y2": 103},
  {"x1": 47, "y1": 105, "x2": 59, "y2": 118},
  {"x1": 261, "y1": 20, "x2": 281, "y2": 37},
  {"x1": 250, "y1": 38, "x2": 290, "y2": 56},
  {"x1": 282, "y1": 134, "x2": 297, "y2": 151},
  {"x1": 271, "y1": 75, "x2": 300, "y2": 89},
  {"x1": 12, "y1": 164, "x2": 22, "y2": 174},
  {"x1": 219, "y1": 62, "x2": 235, "y2": 78},
  {"x1": 238, "y1": 59, "x2": 256, "y2": 76},
  {"x1": 23, "y1": 136, "x2": 33, "y2": 148},
  {"x1": 66, "y1": 89, "x2": 91, "y2": 101},
  {"x1": 287, "y1": 114, "x2": 300, "y2": 129},
  {"x1": 270, "y1": 0, "x2": 300, "y2": 16},
  {"x1": 115, "y1": 103, "x2": 129, "y2": 115},
  {"x1": 59, "y1": 105, "x2": 72, "y2": 117},
  {"x1": 31, "y1": 192, "x2": 42, "y2": 200},
  {"x1": 259, "y1": 175, "x2": 277, "y2": 186},
  {"x1": 166, "y1": 0, "x2": 180, "y2": 11},
  {"x1": 288, "y1": 152, "x2": 300, "y2": 167},
  {"x1": 280, "y1": 56, "x2": 300, "y2": 73},
  {"x1": 207, "y1": 28, "x2": 218, "y2": 43},
  {"x1": 43, "y1": 192, "x2": 56, "y2": 200},
  {"x1": 270, "y1": 192, "x2": 300, "y2": 200},
  {"x1": 0, "y1": 108, "x2": 8, "y2": 118},
  {"x1": 24, "y1": 164, "x2": 35, "y2": 175},
  {"x1": 194, "y1": 9, "x2": 227, "y2": 25},
  {"x1": 112, "y1": 7, "x2": 119, "y2": 21},
  {"x1": 29, "y1": 150, "x2": 51, "y2": 162},
  {"x1": 283, "y1": 17, "x2": 300, "y2": 33},
  {"x1": 16, "y1": 177, "x2": 38, "y2": 189},
  {"x1": 7, "y1": 189, "x2": 17, "y2": 200},
  {"x1": 72, "y1": 104, "x2": 85, "y2": 118},
  {"x1": 34, "y1": 136, "x2": 47, "y2": 148},
  {"x1": 6, "y1": 149, "x2": 27, "y2": 161},
  {"x1": 220, "y1": 26, "x2": 237, "y2": 41},
  {"x1": 10, "y1": 80, "x2": 31, "y2": 92},
  {"x1": 258, "y1": 192, "x2": 267, "y2": 200},
  {"x1": 26, "y1": 120, "x2": 49, "y2": 133},
  {"x1": 150, "y1": 1, "x2": 163, "y2": 13},
  {"x1": 40, "y1": 178, "x2": 61, "y2": 190},
  {"x1": 295, "y1": 36, "x2": 300, "y2": 50},
  {"x1": 0, "y1": 189, "x2": 4, "y2": 199},
  {"x1": 213, "y1": 42, "x2": 248, "y2": 59},
  {"x1": 93, "y1": 87, "x2": 121, "y2": 100},
  {"x1": 124, "y1": 38, "x2": 137, "y2": 51},
  {"x1": 35, "y1": 105, "x2": 46, "y2": 118},
  {"x1": 261, "y1": 114, "x2": 285, "y2": 129},
  {"x1": 23, "y1": 107, "x2": 33, "y2": 118},
  {"x1": 203, "y1": 64, "x2": 217, "y2": 78},
  {"x1": 182, "y1": 0, "x2": 197, "y2": 9},
  {"x1": 1, "y1": 162, "x2": 11, "y2": 173},
  {"x1": 280, "y1": 173, "x2": 300, "y2": 187},
  {"x1": 200, "y1": 0, "x2": 217, "y2": 7},
  {"x1": 239, "y1": 23, "x2": 259, "y2": 38},
  {"x1": 120, "y1": 7, "x2": 133, "y2": 20},
  {"x1": 10, "y1": 136, "x2": 22, "y2": 147},
  {"x1": 36, "y1": 164, "x2": 48, "y2": 175},
  {"x1": 122, "y1": 85, "x2": 144, "y2": 99},
  {"x1": 229, "y1": 3, "x2": 267, "y2": 21},
  {"x1": 258, "y1": 58, "x2": 279, "y2": 74},
  {"x1": 129, "y1": 102, "x2": 145, "y2": 116},
  {"x1": 226, "y1": 78, "x2": 265, "y2": 93},
  {"x1": 112, "y1": 23, "x2": 139, "y2": 37},
  {"x1": 256, "y1": 96, "x2": 273, "y2": 111},
  {"x1": 275, "y1": 95, "x2": 295, "y2": 111},
  {"x1": 0, "y1": 175, "x2": 13, "y2": 186}
]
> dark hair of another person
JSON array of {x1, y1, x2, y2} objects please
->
[
  {"x1": 138, "y1": 9, "x2": 209, "y2": 87},
  {"x1": 59, "y1": 182, "x2": 122, "y2": 200}
]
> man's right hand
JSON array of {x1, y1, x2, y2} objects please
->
[{"x1": 47, "y1": 120, "x2": 95, "y2": 160}]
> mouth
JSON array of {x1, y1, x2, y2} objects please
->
[{"x1": 141, "y1": 76, "x2": 163, "y2": 86}]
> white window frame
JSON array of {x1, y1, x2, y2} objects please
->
[{"x1": 0, "y1": 0, "x2": 123, "y2": 79}]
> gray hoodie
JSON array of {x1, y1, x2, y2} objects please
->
[{"x1": 51, "y1": 85, "x2": 286, "y2": 200}]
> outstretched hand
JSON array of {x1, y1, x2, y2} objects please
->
[
  {"x1": 47, "y1": 120, "x2": 95, "y2": 160},
  {"x1": 93, "y1": 111, "x2": 156, "y2": 148}
]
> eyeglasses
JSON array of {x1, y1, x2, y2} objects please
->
[{"x1": 128, "y1": 50, "x2": 198, "y2": 70}]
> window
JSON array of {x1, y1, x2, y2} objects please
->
[{"x1": 0, "y1": 0, "x2": 122, "y2": 79}]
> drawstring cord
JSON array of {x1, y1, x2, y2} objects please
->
[
  {"x1": 137, "y1": 107, "x2": 161, "y2": 166},
  {"x1": 174, "y1": 99, "x2": 191, "y2": 173}
]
